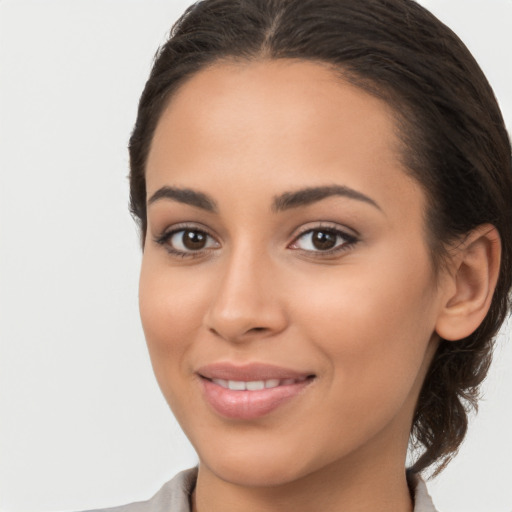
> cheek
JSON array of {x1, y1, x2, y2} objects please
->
[
  {"x1": 293, "y1": 246, "x2": 438, "y2": 411},
  {"x1": 138, "y1": 257, "x2": 208, "y2": 382}
]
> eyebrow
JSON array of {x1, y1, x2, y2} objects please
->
[
  {"x1": 147, "y1": 184, "x2": 381, "y2": 213},
  {"x1": 271, "y1": 185, "x2": 381, "y2": 213},
  {"x1": 148, "y1": 186, "x2": 218, "y2": 212}
]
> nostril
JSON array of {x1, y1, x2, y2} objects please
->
[{"x1": 209, "y1": 327, "x2": 221, "y2": 337}]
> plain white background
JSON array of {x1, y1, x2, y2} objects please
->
[{"x1": 0, "y1": 1, "x2": 511, "y2": 511}]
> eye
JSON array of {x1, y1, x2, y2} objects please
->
[
  {"x1": 289, "y1": 226, "x2": 357, "y2": 254},
  {"x1": 155, "y1": 226, "x2": 220, "y2": 257}
]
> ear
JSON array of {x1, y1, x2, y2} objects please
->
[{"x1": 435, "y1": 224, "x2": 501, "y2": 341}]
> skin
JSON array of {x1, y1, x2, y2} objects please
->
[{"x1": 139, "y1": 59, "x2": 455, "y2": 512}]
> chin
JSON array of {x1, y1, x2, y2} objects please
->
[
  {"x1": 204, "y1": 457, "x2": 307, "y2": 488},
  {"x1": 195, "y1": 435, "x2": 337, "y2": 489}
]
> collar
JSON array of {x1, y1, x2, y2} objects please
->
[{"x1": 105, "y1": 466, "x2": 438, "y2": 512}]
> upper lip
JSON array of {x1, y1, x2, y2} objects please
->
[{"x1": 196, "y1": 362, "x2": 315, "y2": 381}]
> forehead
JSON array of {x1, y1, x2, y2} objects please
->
[{"x1": 146, "y1": 59, "x2": 424, "y2": 218}]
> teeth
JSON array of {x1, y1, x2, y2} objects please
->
[
  {"x1": 228, "y1": 380, "x2": 246, "y2": 390},
  {"x1": 246, "y1": 380, "x2": 265, "y2": 390},
  {"x1": 212, "y1": 379, "x2": 228, "y2": 388},
  {"x1": 211, "y1": 378, "x2": 307, "y2": 390}
]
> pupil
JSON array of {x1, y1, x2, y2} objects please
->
[
  {"x1": 183, "y1": 230, "x2": 206, "y2": 250},
  {"x1": 313, "y1": 230, "x2": 336, "y2": 250}
]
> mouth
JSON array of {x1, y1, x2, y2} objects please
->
[
  {"x1": 203, "y1": 375, "x2": 314, "y2": 391},
  {"x1": 196, "y1": 362, "x2": 316, "y2": 420}
]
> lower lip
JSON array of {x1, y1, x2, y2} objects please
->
[{"x1": 200, "y1": 377, "x2": 314, "y2": 420}]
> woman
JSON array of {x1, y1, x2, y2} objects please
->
[{"x1": 90, "y1": 0, "x2": 511, "y2": 510}]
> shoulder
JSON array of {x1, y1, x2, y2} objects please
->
[
  {"x1": 79, "y1": 467, "x2": 198, "y2": 512},
  {"x1": 408, "y1": 471, "x2": 440, "y2": 512}
]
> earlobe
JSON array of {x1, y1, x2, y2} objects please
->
[{"x1": 435, "y1": 224, "x2": 501, "y2": 342}]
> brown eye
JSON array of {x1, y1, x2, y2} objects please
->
[
  {"x1": 163, "y1": 228, "x2": 220, "y2": 255},
  {"x1": 182, "y1": 230, "x2": 207, "y2": 250},
  {"x1": 311, "y1": 230, "x2": 337, "y2": 250},
  {"x1": 290, "y1": 227, "x2": 357, "y2": 254}
]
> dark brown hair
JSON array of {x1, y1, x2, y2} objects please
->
[{"x1": 128, "y1": 0, "x2": 512, "y2": 475}]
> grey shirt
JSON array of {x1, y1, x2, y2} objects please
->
[{"x1": 84, "y1": 467, "x2": 438, "y2": 512}]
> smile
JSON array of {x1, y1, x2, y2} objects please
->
[
  {"x1": 210, "y1": 376, "x2": 310, "y2": 391},
  {"x1": 195, "y1": 362, "x2": 316, "y2": 419}
]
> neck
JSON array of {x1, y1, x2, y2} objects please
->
[{"x1": 191, "y1": 436, "x2": 414, "y2": 512}]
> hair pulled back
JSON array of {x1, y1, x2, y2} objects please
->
[{"x1": 129, "y1": 0, "x2": 512, "y2": 475}]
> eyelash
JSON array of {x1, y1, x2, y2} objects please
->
[
  {"x1": 154, "y1": 223, "x2": 218, "y2": 259},
  {"x1": 290, "y1": 224, "x2": 359, "y2": 257},
  {"x1": 153, "y1": 223, "x2": 359, "y2": 259}
]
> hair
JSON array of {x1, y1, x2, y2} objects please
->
[{"x1": 128, "y1": 0, "x2": 512, "y2": 476}]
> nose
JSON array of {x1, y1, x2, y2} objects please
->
[{"x1": 203, "y1": 244, "x2": 288, "y2": 343}]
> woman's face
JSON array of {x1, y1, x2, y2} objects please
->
[{"x1": 140, "y1": 60, "x2": 448, "y2": 487}]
